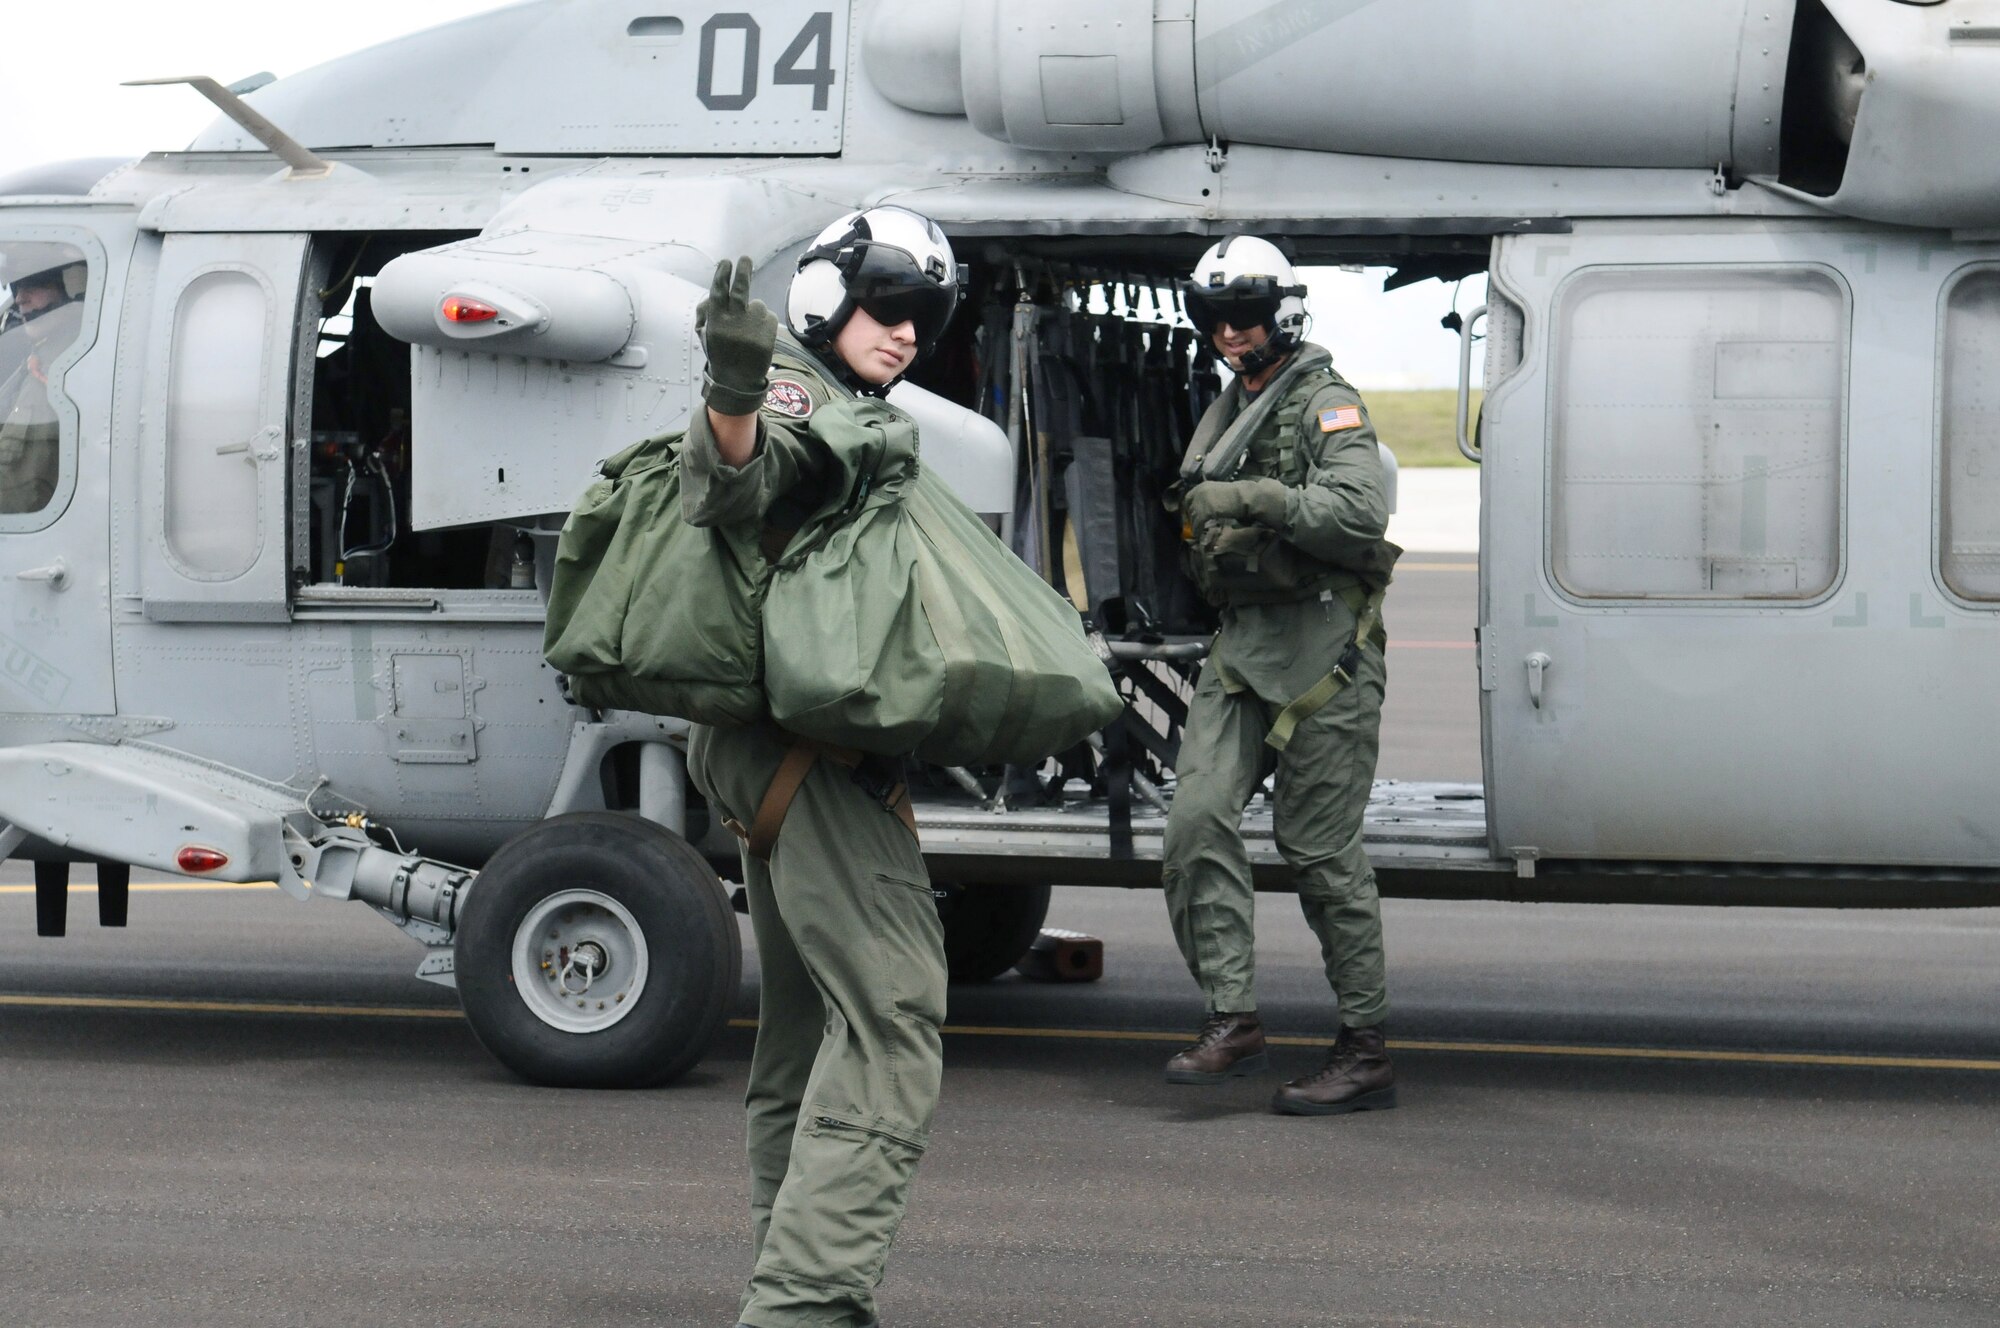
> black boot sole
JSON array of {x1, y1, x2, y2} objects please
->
[
  {"x1": 1165, "y1": 1050, "x2": 1271, "y2": 1084},
  {"x1": 1270, "y1": 1084, "x2": 1398, "y2": 1116}
]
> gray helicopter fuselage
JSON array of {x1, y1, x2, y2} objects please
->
[{"x1": 3, "y1": 0, "x2": 1997, "y2": 920}]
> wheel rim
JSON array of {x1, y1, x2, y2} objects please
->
[{"x1": 510, "y1": 889, "x2": 650, "y2": 1034}]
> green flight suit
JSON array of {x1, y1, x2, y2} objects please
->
[
  {"x1": 1162, "y1": 343, "x2": 1393, "y2": 1028},
  {"x1": 682, "y1": 334, "x2": 946, "y2": 1328},
  {"x1": 0, "y1": 357, "x2": 61, "y2": 515}
]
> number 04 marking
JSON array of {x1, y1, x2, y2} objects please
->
[
  {"x1": 697, "y1": 12, "x2": 837, "y2": 113},
  {"x1": 773, "y1": 12, "x2": 836, "y2": 111}
]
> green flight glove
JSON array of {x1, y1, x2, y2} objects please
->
[
  {"x1": 1183, "y1": 476, "x2": 1290, "y2": 536},
  {"x1": 696, "y1": 255, "x2": 778, "y2": 417}
]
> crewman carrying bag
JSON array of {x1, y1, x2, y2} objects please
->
[{"x1": 544, "y1": 395, "x2": 1125, "y2": 777}]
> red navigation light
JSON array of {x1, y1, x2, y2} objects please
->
[
  {"x1": 176, "y1": 846, "x2": 230, "y2": 874},
  {"x1": 441, "y1": 295, "x2": 501, "y2": 324}
]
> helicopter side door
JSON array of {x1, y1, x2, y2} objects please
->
[
  {"x1": 0, "y1": 219, "x2": 118, "y2": 716},
  {"x1": 1479, "y1": 220, "x2": 2000, "y2": 871},
  {"x1": 135, "y1": 232, "x2": 307, "y2": 623}
]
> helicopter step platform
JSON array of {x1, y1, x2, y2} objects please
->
[
  {"x1": 910, "y1": 777, "x2": 2000, "y2": 907},
  {"x1": 912, "y1": 779, "x2": 1504, "y2": 893}
]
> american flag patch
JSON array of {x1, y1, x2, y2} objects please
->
[{"x1": 1319, "y1": 405, "x2": 1364, "y2": 433}]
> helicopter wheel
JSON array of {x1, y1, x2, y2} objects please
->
[
  {"x1": 455, "y1": 812, "x2": 741, "y2": 1088},
  {"x1": 938, "y1": 882, "x2": 1052, "y2": 983}
]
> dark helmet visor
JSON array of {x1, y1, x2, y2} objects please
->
[
  {"x1": 1183, "y1": 289, "x2": 1279, "y2": 336},
  {"x1": 844, "y1": 242, "x2": 959, "y2": 348},
  {"x1": 1182, "y1": 271, "x2": 1308, "y2": 336}
]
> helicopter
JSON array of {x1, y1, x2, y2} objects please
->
[{"x1": 1, "y1": 0, "x2": 1995, "y2": 1087}]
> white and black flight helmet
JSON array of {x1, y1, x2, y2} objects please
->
[
  {"x1": 0, "y1": 242, "x2": 87, "y2": 338},
  {"x1": 788, "y1": 206, "x2": 959, "y2": 383},
  {"x1": 1182, "y1": 235, "x2": 1309, "y2": 374}
]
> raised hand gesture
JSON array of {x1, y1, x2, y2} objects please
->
[{"x1": 697, "y1": 255, "x2": 778, "y2": 417}]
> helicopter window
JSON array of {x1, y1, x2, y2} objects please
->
[
  {"x1": 0, "y1": 239, "x2": 90, "y2": 521},
  {"x1": 163, "y1": 269, "x2": 272, "y2": 579},
  {"x1": 1940, "y1": 269, "x2": 2000, "y2": 602},
  {"x1": 1550, "y1": 266, "x2": 1846, "y2": 601}
]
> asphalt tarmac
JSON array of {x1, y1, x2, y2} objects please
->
[{"x1": 2, "y1": 560, "x2": 1996, "y2": 1326}]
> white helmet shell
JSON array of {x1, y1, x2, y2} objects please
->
[
  {"x1": 787, "y1": 205, "x2": 959, "y2": 356},
  {"x1": 1184, "y1": 235, "x2": 1309, "y2": 347}
]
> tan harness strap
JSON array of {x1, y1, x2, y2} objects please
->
[
  {"x1": 732, "y1": 740, "x2": 921, "y2": 863},
  {"x1": 883, "y1": 781, "x2": 920, "y2": 841},
  {"x1": 744, "y1": 743, "x2": 820, "y2": 862}
]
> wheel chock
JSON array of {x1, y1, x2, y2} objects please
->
[{"x1": 1014, "y1": 928, "x2": 1103, "y2": 983}]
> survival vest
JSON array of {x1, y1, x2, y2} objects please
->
[{"x1": 1174, "y1": 346, "x2": 1400, "y2": 606}]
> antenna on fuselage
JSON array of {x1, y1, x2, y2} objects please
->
[{"x1": 122, "y1": 75, "x2": 333, "y2": 180}]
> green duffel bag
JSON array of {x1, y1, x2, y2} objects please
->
[
  {"x1": 543, "y1": 432, "x2": 768, "y2": 726},
  {"x1": 763, "y1": 398, "x2": 1126, "y2": 766}
]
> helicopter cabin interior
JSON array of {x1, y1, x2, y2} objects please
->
[
  {"x1": 287, "y1": 226, "x2": 1490, "y2": 819},
  {"x1": 284, "y1": 227, "x2": 1486, "y2": 611}
]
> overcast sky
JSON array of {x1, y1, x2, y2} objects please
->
[{"x1": 2, "y1": 0, "x2": 1482, "y2": 389}]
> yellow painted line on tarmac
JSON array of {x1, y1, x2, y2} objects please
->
[
  {"x1": 0, "y1": 881, "x2": 282, "y2": 894},
  {"x1": 730, "y1": 1018, "x2": 2000, "y2": 1073},
  {"x1": 1401, "y1": 562, "x2": 1477, "y2": 572},
  {"x1": 1387, "y1": 1039, "x2": 2000, "y2": 1073},
  {"x1": 0, "y1": 994, "x2": 461, "y2": 1020},
  {"x1": 6, "y1": 1001, "x2": 1992, "y2": 1073}
]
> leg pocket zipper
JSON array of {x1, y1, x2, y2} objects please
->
[{"x1": 813, "y1": 1115, "x2": 927, "y2": 1152}]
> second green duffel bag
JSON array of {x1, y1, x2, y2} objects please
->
[{"x1": 762, "y1": 398, "x2": 1125, "y2": 767}]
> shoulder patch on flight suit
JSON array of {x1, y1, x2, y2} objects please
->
[
  {"x1": 1319, "y1": 405, "x2": 1363, "y2": 433},
  {"x1": 765, "y1": 379, "x2": 814, "y2": 419}
]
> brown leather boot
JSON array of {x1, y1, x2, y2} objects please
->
[
  {"x1": 1164, "y1": 1011, "x2": 1269, "y2": 1084},
  {"x1": 1271, "y1": 1024, "x2": 1397, "y2": 1115}
]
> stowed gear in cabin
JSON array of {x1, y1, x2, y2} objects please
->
[{"x1": 947, "y1": 265, "x2": 1221, "y2": 638}]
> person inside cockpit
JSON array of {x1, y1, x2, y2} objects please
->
[{"x1": 0, "y1": 259, "x2": 86, "y2": 515}]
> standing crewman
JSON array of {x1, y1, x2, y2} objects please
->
[
  {"x1": 681, "y1": 206, "x2": 961, "y2": 1328},
  {"x1": 1160, "y1": 236, "x2": 1401, "y2": 1116}
]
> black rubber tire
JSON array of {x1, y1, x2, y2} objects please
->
[
  {"x1": 940, "y1": 882, "x2": 1052, "y2": 983},
  {"x1": 455, "y1": 812, "x2": 742, "y2": 1088}
]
